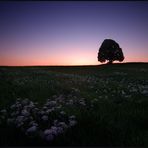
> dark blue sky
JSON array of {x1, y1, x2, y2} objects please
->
[{"x1": 0, "y1": 1, "x2": 148, "y2": 65}]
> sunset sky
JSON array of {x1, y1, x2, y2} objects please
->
[{"x1": 0, "y1": 1, "x2": 148, "y2": 66}]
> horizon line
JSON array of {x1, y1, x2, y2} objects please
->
[{"x1": 0, "y1": 62, "x2": 148, "y2": 67}]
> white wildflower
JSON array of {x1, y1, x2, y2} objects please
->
[
  {"x1": 79, "y1": 101, "x2": 86, "y2": 106},
  {"x1": 46, "y1": 107, "x2": 55, "y2": 114},
  {"x1": 53, "y1": 120, "x2": 58, "y2": 126},
  {"x1": 44, "y1": 129, "x2": 53, "y2": 136},
  {"x1": 48, "y1": 100, "x2": 57, "y2": 107},
  {"x1": 56, "y1": 127, "x2": 64, "y2": 134},
  {"x1": 58, "y1": 122, "x2": 68, "y2": 129},
  {"x1": 28, "y1": 101, "x2": 35, "y2": 108},
  {"x1": 46, "y1": 109, "x2": 53, "y2": 114},
  {"x1": 68, "y1": 99, "x2": 74, "y2": 105},
  {"x1": 15, "y1": 116, "x2": 24, "y2": 123},
  {"x1": 44, "y1": 129, "x2": 55, "y2": 141},
  {"x1": 50, "y1": 107, "x2": 55, "y2": 112},
  {"x1": 69, "y1": 115, "x2": 76, "y2": 120},
  {"x1": 26, "y1": 125, "x2": 37, "y2": 134},
  {"x1": 32, "y1": 107, "x2": 39, "y2": 113},
  {"x1": 0, "y1": 109, "x2": 7, "y2": 114},
  {"x1": 94, "y1": 98, "x2": 98, "y2": 102},
  {"x1": 60, "y1": 111, "x2": 66, "y2": 115},
  {"x1": 124, "y1": 95, "x2": 131, "y2": 98},
  {"x1": 21, "y1": 109, "x2": 30, "y2": 116},
  {"x1": 114, "y1": 72, "x2": 127, "y2": 76},
  {"x1": 130, "y1": 87, "x2": 137, "y2": 92},
  {"x1": 29, "y1": 121, "x2": 38, "y2": 127},
  {"x1": 141, "y1": 90, "x2": 148, "y2": 95},
  {"x1": 41, "y1": 115, "x2": 48, "y2": 121},
  {"x1": 43, "y1": 106, "x2": 47, "y2": 110},
  {"x1": 121, "y1": 90, "x2": 126, "y2": 95},
  {"x1": 56, "y1": 105, "x2": 62, "y2": 109},
  {"x1": 55, "y1": 95, "x2": 64, "y2": 101},
  {"x1": 45, "y1": 103, "x2": 49, "y2": 107},
  {"x1": 51, "y1": 126, "x2": 58, "y2": 135},
  {"x1": 16, "y1": 98, "x2": 21, "y2": 102},
  {"x1": 72, "y1": 88, "x2": 79, "y2": 92},
  {"x1": 69, "y1": 120, "x2": 77, "y2": 127},
  {"x1": 51, "y1": 126, "x2": 57, "y2": 131}
]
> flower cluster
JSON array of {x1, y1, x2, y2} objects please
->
[{"x1": 0, "y1": 98, "x2": 77, "y2": 142}]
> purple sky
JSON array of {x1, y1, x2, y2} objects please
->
[{"x1": 0, "y1": 1, "x2": 148, "y2": 65}]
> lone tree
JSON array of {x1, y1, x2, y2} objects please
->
[{"x1": 98, "y1": 39, "x2": 124, "y2": 64}]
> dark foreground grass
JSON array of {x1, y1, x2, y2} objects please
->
[{"x1": 0, "y1": 62, "x2": 148, "y2": 146}]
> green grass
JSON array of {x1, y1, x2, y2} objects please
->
[{"x1": 0, "y1": 62, "x2": 148, "y2": 146}]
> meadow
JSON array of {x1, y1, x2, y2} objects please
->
[{"x1": 0, "y1": 63, "x2": 148, "y2": 146}]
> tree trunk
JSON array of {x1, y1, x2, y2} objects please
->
[{"x1": 107, "y1": 60, "x2": 113, "y2": 64}]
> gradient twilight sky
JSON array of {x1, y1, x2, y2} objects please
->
[{"x1": 0, "y1": 1, "x2": 148, "y2": 66}]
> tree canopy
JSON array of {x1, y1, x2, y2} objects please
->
[{"x1": 98, "y1": 39, "x2": 124, "y2": 64}]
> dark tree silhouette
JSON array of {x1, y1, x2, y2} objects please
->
[{"x1": 98, "y1": 39, "x2": 124, "y2": 64}]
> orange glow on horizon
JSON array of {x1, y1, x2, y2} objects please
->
[{"x1": 0, "y1": 49, "x2": 148, "y2": 66}]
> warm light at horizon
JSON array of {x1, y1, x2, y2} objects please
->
[
  {"x1": 0, "y1": 46, "x2": 148, "y2": 66},
  {"x1": 0, "y1": 54, "x2": 148, "y2": 66}
]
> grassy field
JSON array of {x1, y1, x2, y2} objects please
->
[{"x1": 0, "y1": 62, "x2": 148, "y2": 146}]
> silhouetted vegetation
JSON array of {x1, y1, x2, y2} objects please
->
[{"x1": 98, "y1": 39, "x2": 124, "y2": 64}]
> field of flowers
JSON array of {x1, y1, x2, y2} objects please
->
[{"x1": 0, "y1": 63, "x2": 148, "y2": 146}]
